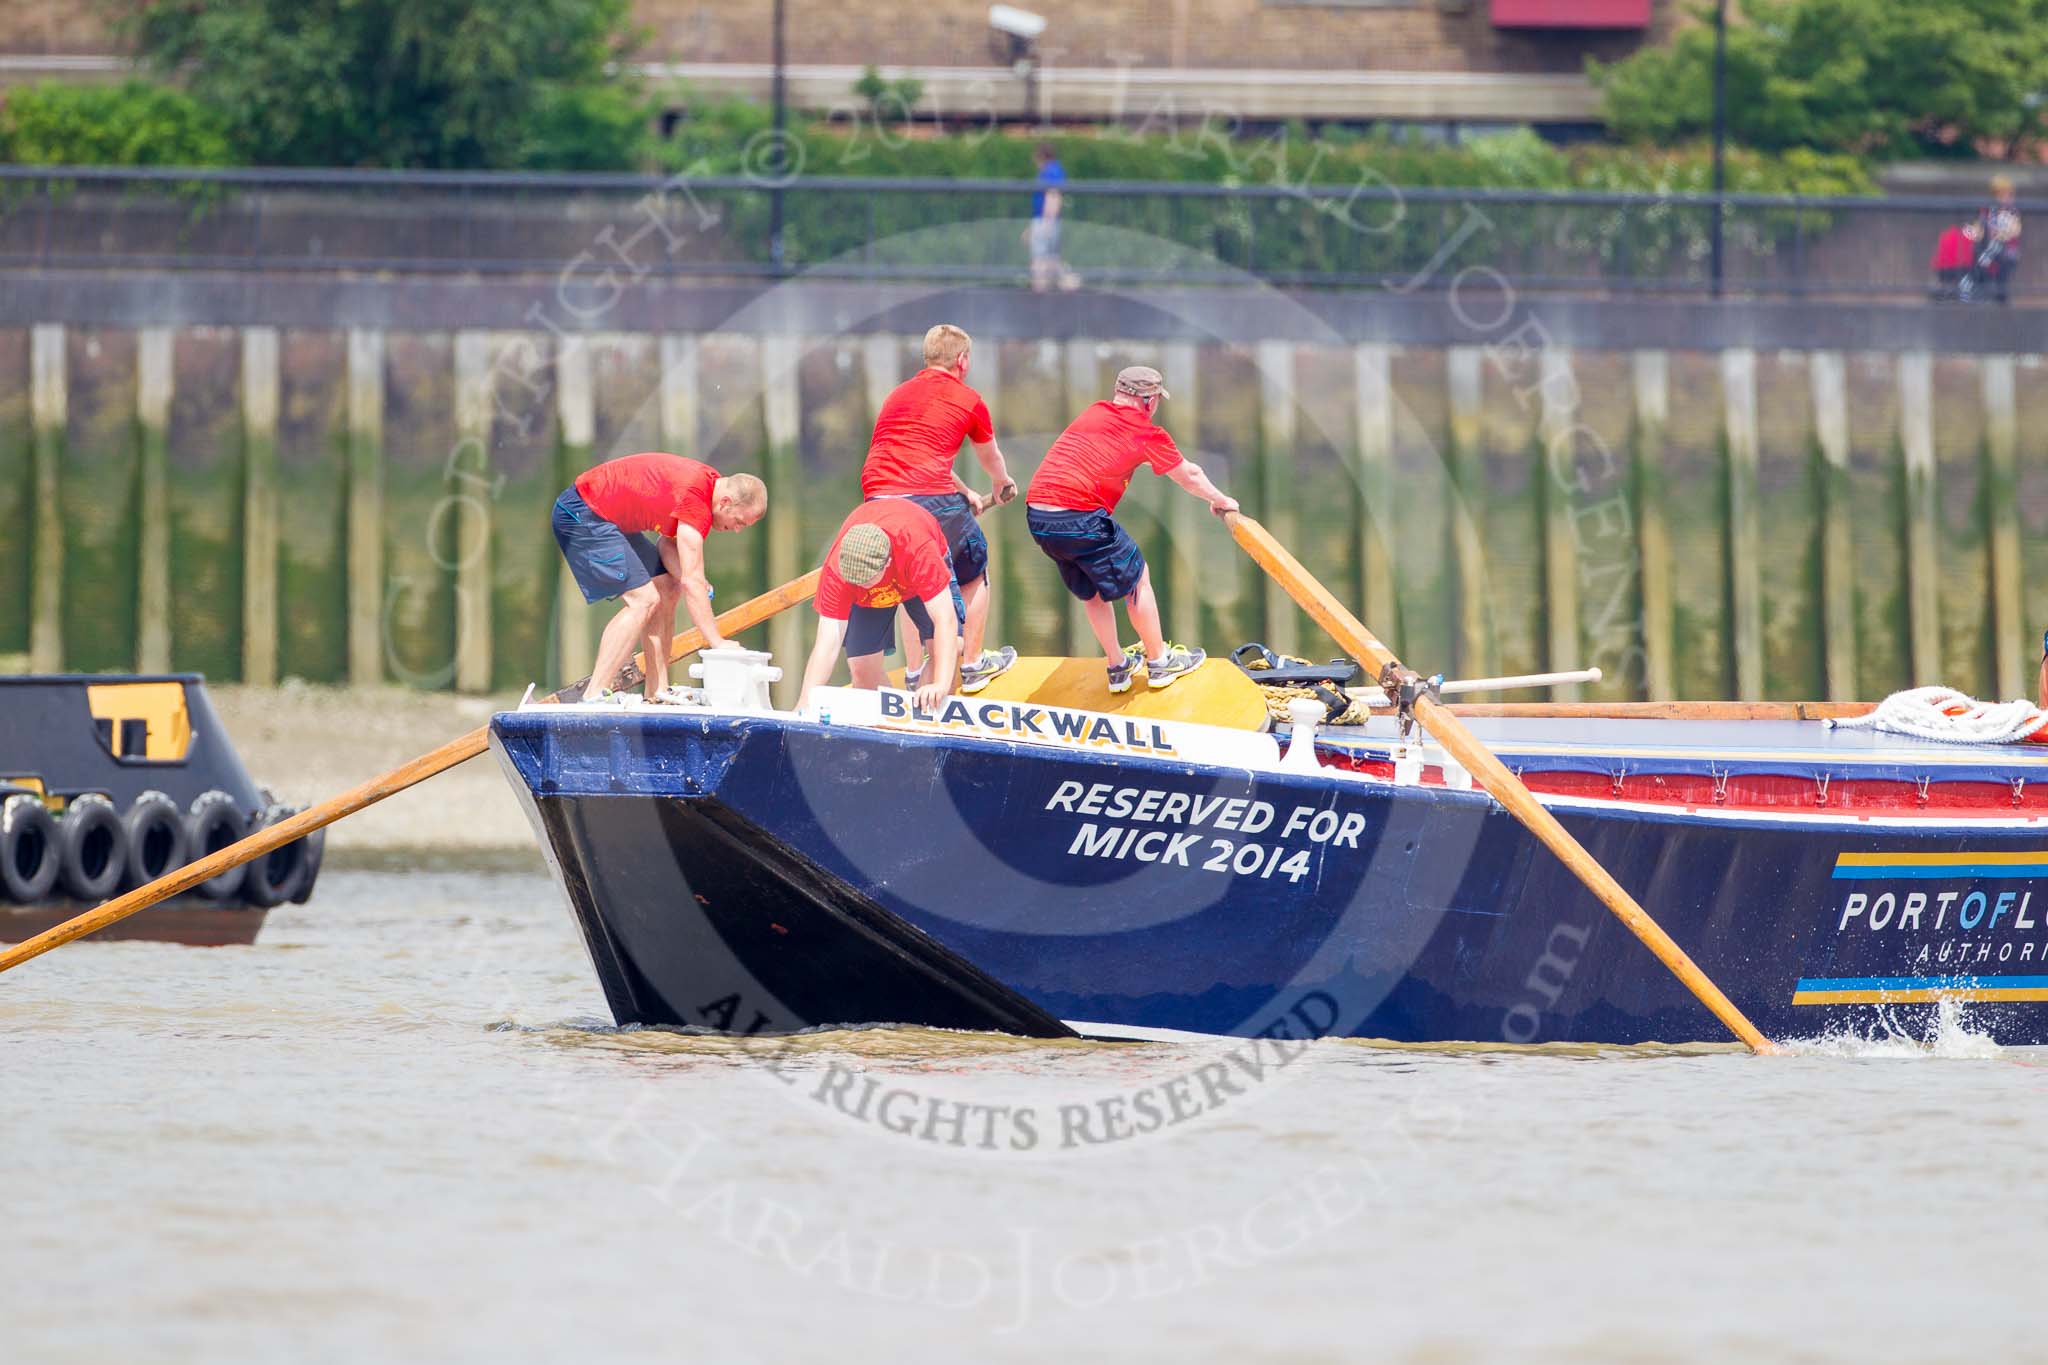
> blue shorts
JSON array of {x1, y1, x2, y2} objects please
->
[
  {"x1": 1027, "y1": 507, "x2": 1146, "y2": 602},
  {"x1": 553, "y1": 489, "x2": 666, "y2": 603},
  {"x1": 845, "y1": 580, "x2": 966, "y2": 659},
  {"x1": 872, "y1": 492, "x2": 988, "y2": 585}
]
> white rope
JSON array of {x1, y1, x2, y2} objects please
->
[{"x1": 1826, "y1": 686, "x2": 2048, "y2": 745}]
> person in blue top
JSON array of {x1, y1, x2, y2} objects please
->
[{"x1": 1024, "y1": 141, "x2": 1079, "y2": 292}]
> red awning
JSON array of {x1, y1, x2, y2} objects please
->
[{"x1": 1491, "y1": 0, "x2": 1650, "y2": 27}]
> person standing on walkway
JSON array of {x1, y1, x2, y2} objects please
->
[
  {"x1": 1024, "y1": 141, "x2": 1079, "y2": 293},
  {"x1": 551, "y1": 452, "x2": 767, "y2": 702},
  {"x1": 1967, "y1": 174, "x2": 2024, "y2": 304},
  {"x1": 861, "y1": 323, "x2": 1019, "y2": 694},
  {"x1": 1026, "y1": 366, "x2": 1237, "y2": 692}
]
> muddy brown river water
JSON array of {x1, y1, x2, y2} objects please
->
[{"x1": 6, "y1": 866, "x2": 2045, "y2": 1363}]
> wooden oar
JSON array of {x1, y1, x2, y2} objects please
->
[
  {"x1": 1226, "y1": 513, "x2": 1778, "y2": 1055},
  {"x1": 0, "y1": 571, "x2": 821, "y2": 976}
]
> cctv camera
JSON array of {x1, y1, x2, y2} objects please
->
[{"x1": 988, "y1": 4, "x2": 1047, "y2": 40}]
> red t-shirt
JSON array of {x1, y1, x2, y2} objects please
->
[
  {"x1": 575, "y1": 453, "x2": 718, "y2": 537},
  {"x1": 860, "y1": 368, "x2": 995, "y2": 498},
  {"x1": 1025, "y1": 402, "x2": 1185, "y2": 514},
  {"x1": 814, "y1": 499, "x2": 955, "y2": 619}
]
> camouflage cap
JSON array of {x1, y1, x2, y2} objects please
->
[
  {"x1": 835, "y1": 523, "x2": 892, "y2": 588},
  {"x1": 1114, "y1": 365, "x2": 1170, "y2": 401}
]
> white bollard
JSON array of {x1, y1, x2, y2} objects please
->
[
  {"x1": 1282, "y1": 698, "x2": 1324, "y2": 772},
  {"x1": 690, "y1": 646, "x2": 783, "y2": 712}
]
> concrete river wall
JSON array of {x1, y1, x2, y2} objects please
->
[{"x1": 1, "y1": 278, "x2": 2044, "y2": 703}]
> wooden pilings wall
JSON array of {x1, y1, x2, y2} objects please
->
[{"x1": 1, "y1": 324, "x2": 2044, "y2": 703}]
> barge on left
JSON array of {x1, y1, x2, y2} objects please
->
[{"x1": 1, "y1": 674, "x2": 323, "y2": 945}]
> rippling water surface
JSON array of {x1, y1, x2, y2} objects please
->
[{"x1": 6, "y1": 867, "x2": 2046, "y2": 1364}]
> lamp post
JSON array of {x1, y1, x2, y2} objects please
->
[
  {"x1": 1709, "y1": 0, "x2": 1728, "y2": 298},
  {"x1": 770, "y1": 0, "x2": 787, "y2": 273}
]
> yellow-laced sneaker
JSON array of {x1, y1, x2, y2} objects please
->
[
  {"x1": 1144, "y1": 644, "x2": 1207, "y2": 688},
  {"x1": 1105, "y1": 646, "x2": 1146, "y2": 694}
]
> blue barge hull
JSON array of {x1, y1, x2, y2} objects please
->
[{"x1": 491, "y1": 707, "x2": 2048, "y2": 1046}]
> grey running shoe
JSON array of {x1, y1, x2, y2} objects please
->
[
  {"x1": 1145, "y1": 644, "x2": 1207, "y2": 688},
  {"x1": 959, "y1": 645, "x2": 1019, "y2": 695},
  {"x1": 902, "y1": 663, "x2": 924, "y2": 689},
  {"x1": 1106, "y1": 647, "x2": 1146, "y2": 694}
]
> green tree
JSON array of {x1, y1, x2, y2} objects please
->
[
  {"x1": 851, "y1": 66, "x2": 926, "y2": 126},
  {"x1": 1592, "y1": 0, "x2": 2048, "y2": 158},
  {"x1": 110, "y1": 0, "x2": 653, "y2": 169},
  {"x1": 0, "y1": 81, "x2": 236, "y2": 166}
]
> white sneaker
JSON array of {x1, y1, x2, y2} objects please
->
[{"x1": 959, "y1": 645, "x2": 1019, "y2": 694}]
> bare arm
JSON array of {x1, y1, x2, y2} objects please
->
[
  {"x1": 950, "y1": 469, "x2": 987, "y2": 514},
  {"x1": 797, "y1": 615, "x2": 849, "y2": 713},
  {"x1": 917, "y1": 591, "x2": 960, "y2": 711},
  {"x1": 1166, "y1": 461, "x2": 1239, "y2": 517},
  {"x1": 666, "y1": 528, "x2": 728, "y2": 649},
  {"x1": 969, "y1": 438, "x2": 1017, "y2": 503}
]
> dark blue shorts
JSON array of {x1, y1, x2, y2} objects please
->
[
  {"x1": 1027, "y1": 507, "x2": 1147, "y2": 602},
  {"x1": 873, "y1": 493, "x2": 988, "y2": 585},
  {"x1": 552, "y1": 489, "x2": 666, "y2": 603},
  {"x1": 845, "y1": 580, "x2": 966, "y2": 659}
]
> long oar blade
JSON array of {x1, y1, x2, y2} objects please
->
[
  {"x1": 1226, "y1": 513, "x2": 1777, "y2": 1055},
  {"x1": 0, "y1": 574, "x2": 821, "y2": 976},
  {"x1": 0, "y1": 730, "x2": 485, "y2": 974}
]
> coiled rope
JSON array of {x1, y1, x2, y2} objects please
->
[
  {"x1": 1826, "y1": 686, "x2": 2048, "y2": 745},
  {"x1": 1238, "y1": 650, "x2": 1377, "y2": 726}
]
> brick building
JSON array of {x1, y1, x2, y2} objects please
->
[{"x1": 1, "y1": 0, "x2": 1680, "y2": 129}]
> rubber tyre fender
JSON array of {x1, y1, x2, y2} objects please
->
[
  {"x1": 0, "y1": 794, "x2": 61, "y2": 903},
  {"x1": 57, "y1": 793, "x2": 128, "y2": 903},
  {"x1": 242, "y1": 805, "x2": 309, "y2": 908},
  {"x1": 185, "y1": 791, "x2": 250, "y2": 901},
  {"x1": 289, "y1": 825, "x2": 325, "y2": 905},
  {"x1": 122, "y1": 790, "x2": 189, "y2": 889}
]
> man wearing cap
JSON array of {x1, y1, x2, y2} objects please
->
[
  {"x1": 862, "y1": 323, "x2": 1019, "y2": 695},
  {"x1": 551, "y1": 451, "x2": 767, "y2": 703},
  {"x1": 795, "y1": 499, "x2": 963, "y2": 715},
  {"x1": 1026, "y1": 366, "x2": 1238, "y2": 691}
]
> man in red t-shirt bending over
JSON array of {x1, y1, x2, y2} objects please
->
[
  {"x1": 552, "y1": 452, "x2": 767, "y2": 702},
  {"x1": 795, "y1": 500, "x2": 963, "y2": 715},
  {"x1": 861, "y1": 324, "x2": 1019, "y2": 694},
  {"x1": 1027, "y1": 366, "x2": 1238, "y2": 692}
]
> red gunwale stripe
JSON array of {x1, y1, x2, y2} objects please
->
[{"x1": 1316, "y1": 753, "x2": 2045, "y2": 815}]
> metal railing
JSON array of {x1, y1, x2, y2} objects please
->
[{"x1": 0, "y1": 164, "x2": 2037, "y2": 301}]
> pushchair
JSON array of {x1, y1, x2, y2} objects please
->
[{"x1": 1930, "y1": 223, "x2": 2015, "y2": 302}]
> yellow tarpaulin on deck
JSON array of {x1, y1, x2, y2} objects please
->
[{"x1": 893, "y1": 657, "x2": 1270, "y2": 732}]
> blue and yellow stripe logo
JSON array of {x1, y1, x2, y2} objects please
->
[
  {"x1": 1832, "y1": 850, "x2": 2048, "y2": 880},
  {"x1": 1800, "y1": 852, "x2": 2048, "y2": 1004},
  {"x1": 1793, "y1": 975, "x2": 2048, "y2": 1005}
]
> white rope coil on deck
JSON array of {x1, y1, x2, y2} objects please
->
[{"x1": 1826, "y1": 686, "x2": 2048, "y2": 745}]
